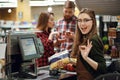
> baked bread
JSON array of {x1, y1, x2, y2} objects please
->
[{"x1": 50, "y1": 57, "x2": 76, "y2": 70}]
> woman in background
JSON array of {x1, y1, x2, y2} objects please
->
[
  {"x1": 70, "y1": 8, "x2": 106, "y2": 80},
  {"x1": 35, "y1": 12, "x2": 58, "y2": 67}
]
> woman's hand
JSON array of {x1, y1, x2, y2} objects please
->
[
  {"x1": 48, "y1": 31, "x2": 59, "y2": 40},
  {"x1": 79, "y1": 39, "x2": 92, "y2": 60}
]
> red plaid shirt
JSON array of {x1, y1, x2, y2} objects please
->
[
  {"x1": 55, "y1": 15, "x2": 77, "y2": 52},
  {"x1": 35, "y1": 31, "x2": 55, "y2": 67}
]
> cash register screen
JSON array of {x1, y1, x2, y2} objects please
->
[
  {"x1": 21, "y1": 38, "x2": 36, "y2": 56},
  {"x1": 19, "y1": 37, "x2": 39, "y2": 60}
]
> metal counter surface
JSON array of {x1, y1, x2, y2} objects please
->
[{"x1": 24, "y1": 66, "x2": 76, "y2": 80}]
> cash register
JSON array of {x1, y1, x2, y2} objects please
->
[{"x1": 5, "y1": 31, "x2": 44, "y2": 79}]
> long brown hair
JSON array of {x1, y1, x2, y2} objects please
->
[
  {"x1": 36, "y1": 12, "x2": 54, "y2": 33},
  {"x1": 71, "y1": 8, "x2": 97, "y2": 57}
]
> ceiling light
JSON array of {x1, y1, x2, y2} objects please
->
[
  {"x1": 8, "y1": 9, "x2": 12, "y2": 13},
  {"x1": 48, "y1": 6, "x2": 52, "y2": 12}
]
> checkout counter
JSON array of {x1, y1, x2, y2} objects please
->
[
  {"x1": 33, "y1": 66, "x2": 76, "y2": 80},
  {"x1": 0, "y1": 65, "x2": 77, "y2": 80}
]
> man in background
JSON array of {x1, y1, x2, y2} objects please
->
[{"x1": 55, "y1": 0, "x2": 77, "y2": 52}]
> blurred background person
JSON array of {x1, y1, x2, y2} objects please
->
[
  {"x1": 35, "y1": 12, "x2": 58, "y2": 67},
  {"x1": 55, "y1": 0, "x2": 77, "y2": 53}
]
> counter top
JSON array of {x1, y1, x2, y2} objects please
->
[
  {"x1": 35, "y1": 66, "x2": 76, "y2": 80},
  {"x1": 4, "y1": 66, "x2": 77, "y2": 80}
]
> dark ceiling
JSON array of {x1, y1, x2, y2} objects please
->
[{"x1": 75, "y1": 0, "x2": 120, "y2": 15}]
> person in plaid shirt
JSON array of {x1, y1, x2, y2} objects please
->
[
  {"x1": 35, "y1": 12, "x2": 58, "y2": 67},
  {"x1": 55, "y1": 0, "x2": 77, "y2": 52}
]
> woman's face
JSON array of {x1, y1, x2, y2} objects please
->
[
  {"x1": 48, "y1": 14, "x2": 54, "y2": 28},
  {"x1": 78, "y1": 13, "x2": 93, "y2": 35}
]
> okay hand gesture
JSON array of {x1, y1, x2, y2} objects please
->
[{"x1": 79, "y1": 39, "x2": 92, "y2": 60}]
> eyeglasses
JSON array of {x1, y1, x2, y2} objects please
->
[{"x1": 77, "y1": 18, "x2": 92, "y2": 23}]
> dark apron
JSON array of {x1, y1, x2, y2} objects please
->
[{"x1": 76, "y1": 54, "x2": 94, "y2": 80}]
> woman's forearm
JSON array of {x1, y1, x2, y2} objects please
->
[{"x1": 84, "y1": 57, "x2": 98, "y2": 70}]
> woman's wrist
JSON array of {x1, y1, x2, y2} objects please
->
[
  {"x1": 48, "y1": 33, "x2": 53, "y2": 40},
  {"x1": 83, "y1": 56, "x2": 89, "y2": 61},
  {"x1": 84, "y1": 57, "x2": 92, "y2": 66}
]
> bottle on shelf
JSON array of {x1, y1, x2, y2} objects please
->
[{"x1": 104, "y1": 23, "x2": 108, "y2": 32}]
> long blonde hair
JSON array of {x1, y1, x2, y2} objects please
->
[{"x1": 71, "y1": 8, "x2": 97, "y2": 57}]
